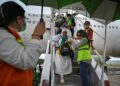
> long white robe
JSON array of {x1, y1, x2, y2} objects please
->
[{"x1": 54, "y1": 36, "x2": 72, "y2": 75}]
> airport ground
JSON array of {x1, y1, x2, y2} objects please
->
[{"x1": 107, "y1": 66, "x2": 120, "y2": 86}]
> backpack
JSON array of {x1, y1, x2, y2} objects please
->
[{"x1": 59, "y1": 43, "x2": 71, "y2": 56}]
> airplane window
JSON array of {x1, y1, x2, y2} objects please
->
[
  {"x1": 108, "y1": 26, "x2": 111, "y2": 29},
  {"x1": 112, "y1": 26, "x2": 114, "y2": 29},
  {"x1": 98, "y1": 25, "x2": 100, "y2": 28},
  {"x1": 116, "y1": 26, "x2": 118, "y2": 29},
  {"x1": 33, "y1": 21, "x2": 35, "y2": 24},
  {"x1": 29, "y1": 21, "x2": 31, "y2": 23},
  {"x1": 28, "y1": 13, "x2": 30, "y2": 16},
  {"x1": 36, "y1": 14, "x2": 38, "y2": 17},
  {"x1": 94, "y1": 25, "x2": 96, "y2": 27},
  {"x1": 101, "y1": 25, "x2": 104, "y2": 28}
]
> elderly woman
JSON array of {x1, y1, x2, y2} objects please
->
[{"x1": 52, "y1": 29, "x2": 72, "y2": 84}]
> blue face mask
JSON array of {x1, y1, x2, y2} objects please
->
[{"x1": 21, "y1": 19, "x2": 26, "y2": 32}]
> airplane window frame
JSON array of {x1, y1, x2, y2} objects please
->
[
  {"x1": 98, "y1": 25, "x2": 100, "y2": 28},
  {"x1": 108, "y1": 26, "x2": 111, "y2": 29},
  {"x1": 101, "y1": 25, "x2": 104, "y2": 28},
  {"x1": 33, "y1": 21, "x2": 36, "y2": 24},
  {"x1": 29, "y1": 20, "x2": 31, "y2": 23},
  {"x1": 112, "y1": 26, "x2": 114, "y2": 29},
  {"x1": 116, "y1": 26, "x2": 118, "y2": 29},
  {"x1": 94, "y1": 25, "x2": 96, "y2": 28}
]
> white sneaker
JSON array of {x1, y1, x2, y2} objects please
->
[{"x1": 60, "y1": 79, "x2": 65, "y2": 84}]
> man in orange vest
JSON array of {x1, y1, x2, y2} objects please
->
[{"x1": 0, "y1": 1, "x2": 45, "y2": 86}]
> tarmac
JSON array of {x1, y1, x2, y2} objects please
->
[
  {"x1": 44, "y1": 30, "x2": 120, "y2": 86},
  {"x1": 107, "y1": 67, "x2": 120, "y2": 86}
]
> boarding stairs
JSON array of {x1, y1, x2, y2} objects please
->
[
  {"x1": 55, "y1": 60, "x2": 82, "y2": 86},
  {"x1": 38, "y1": 24, "x2": 110, "y2": 86},
  {"x1": 39, "y1": 43, "x2": 110, "y2": 86}
]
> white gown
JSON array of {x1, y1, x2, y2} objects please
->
[{"x1": 54, "y1": 37, "x2": 72, "y2": 75}]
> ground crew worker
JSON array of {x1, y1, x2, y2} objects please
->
[{"x1": 73, "y1": 30, "x2": 92, "y2": 86}]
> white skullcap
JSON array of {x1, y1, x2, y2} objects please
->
[{"x1": 61, "y1": 28, "x2": 72, "y2": 38}]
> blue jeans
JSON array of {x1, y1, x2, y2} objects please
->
[
  {"x1": 69, "y1": 28, "x2": 74, "y2": 37},
  {"x1": 80, "y1": 62, "x2": 91, "y2": 86}
]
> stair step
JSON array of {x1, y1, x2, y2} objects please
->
[
  {"x1": 72, "y1": 67, "x2": 80, "y2": 75},
  {"x1": 72, "y1": 61, "x2": 79, "y2": 67},
  {"x1": 55, "y1": 74, "x2": 82, "y2": 86}
]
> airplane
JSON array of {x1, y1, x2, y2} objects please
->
[
  {"x1": 19, "y1": 5, "x2": 52, "y2": 46},
  {"x1": 75, "y1": 14, "x2": 120, "y2": 57},
  {"x1": 106, "y1": 56, "x2": 120, "y2": 65},
  {"x1": 17, "y1": 2, "x2": 120, "y2": 86},
  {"x1": 19, "y1": 6, "x2": 120, "y2": 58}
]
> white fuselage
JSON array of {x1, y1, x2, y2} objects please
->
[
  {"x1": 75, "y1": 14, "x2": 120, "y2": 57},
  {"x1": 19, "y1": 6, "x2": 120, "y2": 57}
]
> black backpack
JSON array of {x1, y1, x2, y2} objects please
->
[{"x1": 59, "y1": 43, "x2": 71, "y2": 56}]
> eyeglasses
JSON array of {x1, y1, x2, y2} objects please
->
[{"x1": 77, "y1": 34, "x2": 81, "y2": 37}]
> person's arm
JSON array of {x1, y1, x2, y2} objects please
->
[
  {"x1": 0, "y1": 36, "x2": 45, "y2": 70},
  {"x1": 87, "y1": 28, "x2": 93, "y2": 40},
  {"x1": 75, "y1": 38, "x2": 88, "y2": 48},
  {"x1": 52, "y1": 34, "x2": 61, "y2": 46},
  {"x1": 0, "y1": 22, "x2": 45, "y2": 70}
]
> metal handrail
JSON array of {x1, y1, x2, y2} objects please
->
[
  {"x1": 93, "y1": 49, "x2": 103, "y2": 64},
  {"x1": 50, "y1": 21, "x2": 56, "y2": 86},
  {"x1": 40, "y1": 21, "x2": 56, "y2": 86},
  {"x1": 40, "y1": 40, "x2": 51, "y2": 86},
  {"x1": 91, "y1": 49, "x2": 110, "y2": 86}
]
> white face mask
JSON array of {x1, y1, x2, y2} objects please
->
[
  {"x1": 84, "y1": 25, "x2": 87, "y2": 28},
  {"x1": 21, "y1": 19, "x2": 26, "y2": 32}
]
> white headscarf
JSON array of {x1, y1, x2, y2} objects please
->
[{"x1": 61, "y1": 28, "x2": 72, "y2": 38}]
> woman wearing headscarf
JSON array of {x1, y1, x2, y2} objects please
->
[
  {"x1": 52, "y1": 29, "x2": 72, "y2": 84},
  {"x1": 71, "y1": 30, "x2": 92, "y2": 86}
]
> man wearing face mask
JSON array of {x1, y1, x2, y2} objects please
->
[
  {"x1": 84, "y1": 21, "x2": 95, "y2": 50},
  {"x1": 0, "y1": 1, "x2": 45, "y2": 86}
]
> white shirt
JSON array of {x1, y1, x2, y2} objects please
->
[{"x1": 0, "y1": 28, "x2": 45, "y2": 70}]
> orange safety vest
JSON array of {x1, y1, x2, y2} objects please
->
[
  {"x1": 0, "y1": 28, "x2": 33, "y2": 86},
  {"x1": 0, "y1": 60, "x2": 33, "y2": 86}
]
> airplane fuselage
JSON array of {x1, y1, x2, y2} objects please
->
[{"x1": 76, "y1": 14, "x2": 120, "y2": 57}]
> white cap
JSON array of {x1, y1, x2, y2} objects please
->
[
  {"x1": 0, "y1": 0, "x2": 26, "y2": 11},
  {"x1": 61, "y1": 28, "x2": 72, "y2": 38}
]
